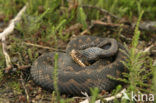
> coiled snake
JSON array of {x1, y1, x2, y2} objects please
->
[{"x1": 31, "y1": 35, "x2": 127, "y2": 95}]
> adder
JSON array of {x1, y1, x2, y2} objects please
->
[{"x1": 30, "y1": 35, "x2": 127, "y2": 95}]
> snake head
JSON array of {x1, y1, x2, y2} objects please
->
[{"x1": 78, "y1": 47, "x2": 103, "y2": 61}]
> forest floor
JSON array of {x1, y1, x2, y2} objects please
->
[{"x1": 0, "y1": 0, "x2": 156, "y2": 103}]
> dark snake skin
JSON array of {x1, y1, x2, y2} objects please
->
[
  {"x1": 30, "y1": 35, "x2": 127, "y2": 95},
  {"x1": 77, "y1": 38, "x2": 118, "y2": 61}
]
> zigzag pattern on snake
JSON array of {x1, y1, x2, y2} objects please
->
[{"x1": 30, "y1": 35, "x2": 127, "y2": 95}]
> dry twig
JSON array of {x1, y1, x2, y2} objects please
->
[
  {"x1": 1, "y1": 39, "x2": 11, "y2": 67},
  {"x1": 0, "y1": 4, "x2": 27, "y2": 69},
  {"x1": 103, "y1": 88, "x2": 126, "y2": 101},
  {"x1": 91, "y1": 20, "x2": 122, "y2": 27},
  {"x1": 20, "y1": 73, "x2": 30, "y2": 103},
  {"x1": 80, "y1": 88, "x2": 127, "y2": 103},
  {"x1": 23, "y1": 42, "x2": 65, "y2": 52},
  {"x1": 0, "y1": 5, "x2": 27, "y2": 39},
  {"x1": 141, "y1": 44, "x2": 155, "y2": 53},
  {"x1": 18, "y1": 65, "x2": 31, "y2": 70}
]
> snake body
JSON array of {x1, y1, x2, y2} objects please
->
[{"x1": 31, "y1": 35, "x2": 127, "y2": 95}]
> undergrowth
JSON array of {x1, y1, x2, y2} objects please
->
[
  {"x1": 0, "y1": 0, "x2": 155, "y2": 103},
  {"x1": 120, "y1": 11, "x2": 154, "y2": 102}
]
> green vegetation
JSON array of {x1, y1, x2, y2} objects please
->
[
  {"x1": 127, "y1": 11, "x2": 145, "y2": 93},
  {"x1": 0, "y1": 0, "x2": 155, "y2": 102},
  {"x1": 0, "y1": 69, "x2": 3, "y2": 82},
  {"x1": 53, "y1": 53, "x2": 60, "y2": 102},
  {"x1": 153, "y1": 63, "x2": 156, "y2": 97},
  {"x1": 90, "y1": 87, "x2": 99, "y2": 103},
  {"x1": 7, "y1": 81, "x2": 22, "y2": 94},
  {"x1": 120, "y1": 11, "x2": 154, "y2": 102}
]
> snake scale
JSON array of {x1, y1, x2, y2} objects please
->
[{"x1": 31, "y1": 35, "x2": 127, "y2": 95}]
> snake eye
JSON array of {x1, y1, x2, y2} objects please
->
[
  {"x1": 88, "y1": 59, "x2": 97, "y2": 65},
  {"x1": 101, "y1": 43, "x2": 111, "y2": 50}
]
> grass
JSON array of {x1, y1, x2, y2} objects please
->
[
  {"x1": 53, "y1": 53, "x2": 60, "y2": 102},
  {"x1": 120, "y1": 11, "x2": 150, "y2": 102},
  {"x1": 0, "y1": 0, "x2": 155, "y2": 102},
  {"x1": 7, "y1": 81, "x2": 22, "y2": 94},
  {"x1": 90, "y1": 87, "x2": 99, "y2": 103},
  {"x1": 153, "y1": 63, "x2": 156, "y2": 97},
  {"x1": 77, "y1": 7, "x2": 87, "y2": 30}
]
